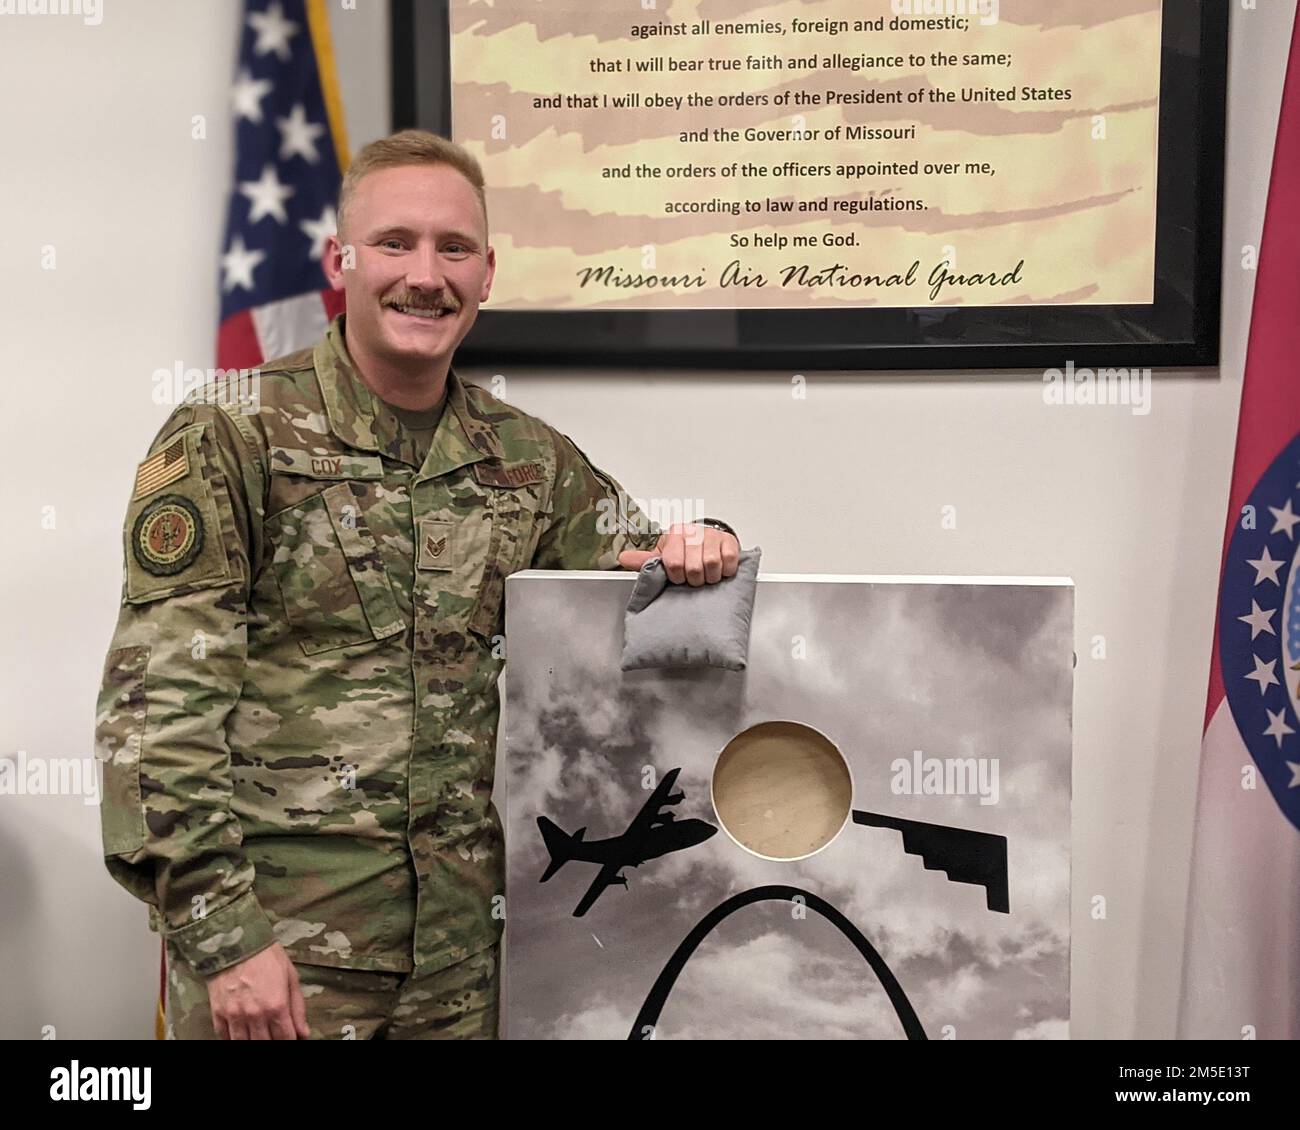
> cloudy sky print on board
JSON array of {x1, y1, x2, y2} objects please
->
[{"x1": 500, "y1": 572, "x2": 1072, "y2": 1039}]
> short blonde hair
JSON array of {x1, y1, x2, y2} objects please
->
[{"x1": 337, "y1": 129, "x2": 488, "y2": 238}]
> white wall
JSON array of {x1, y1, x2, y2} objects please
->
[{"x1": 0, "y1": 0, "x2": 1287, "y2": 1039}]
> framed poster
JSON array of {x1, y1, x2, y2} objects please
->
[{"x1": 393, "y1": 0, "x2": 1226, "y2": 370}]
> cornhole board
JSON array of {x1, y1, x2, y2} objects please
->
[{"x1": 499, "y1": 572, "x2": 1073, "y2": 1040}]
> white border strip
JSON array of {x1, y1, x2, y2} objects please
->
[{"x1": 510, "y1": 570, "x2": 1074, "y2": 587}]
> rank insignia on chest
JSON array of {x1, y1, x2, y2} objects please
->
[
  {"x1": 418, "y1": 518, "x2": 454, "y2": 571},
  {"x1": 132, "y1": 494, "x2": 204, "y2": 576}
]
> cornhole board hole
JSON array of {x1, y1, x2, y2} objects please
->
[{"x1": 499, "y1": 572, "x2": 1073, "y2": 1040}]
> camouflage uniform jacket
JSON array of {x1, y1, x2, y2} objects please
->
[{"x1": 94, "y1": 314, "x2": 661, "y2": 977}]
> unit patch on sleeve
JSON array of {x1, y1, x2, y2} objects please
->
[{"x1": 131, "y1": 494, "x2": 205, "y2": 576}]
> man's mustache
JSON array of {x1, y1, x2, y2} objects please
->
[{"x1": 384, "y1": 293, "x2": 459, "y2": 312}]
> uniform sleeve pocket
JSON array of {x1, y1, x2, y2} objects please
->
[
  {"x1": 94, "y1": 645, "x2": 150, "y2": 856},
  {"x1": 268, "y1": 482, "x2": 405, "y2": 655}
]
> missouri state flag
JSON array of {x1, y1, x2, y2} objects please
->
[
  {"x1": 216, "y1": 0, "x2": 349, "y2": 370},
  {"x1": 1179, "y1": 4, "x2": 1300, "y2": 1040}
]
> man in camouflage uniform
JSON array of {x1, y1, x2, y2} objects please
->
[{"x1": 94, "y1": 131, "x2": 740, "y2": 1040}]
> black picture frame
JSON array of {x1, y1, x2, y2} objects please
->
[{"x1": 392, "y1": 0, "x2": 1227, "y2": 371}]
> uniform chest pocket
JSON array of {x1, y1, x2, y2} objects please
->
[
  {"x1": 266, "y1": 481, "x2": 405, "y2": 654},
  {"x1": 465, "y1": 473, "x2": 547, "y2": 642}
]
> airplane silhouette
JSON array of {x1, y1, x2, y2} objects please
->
[
  {"x1": 852, "y1": 810, "x2": 1009, "y2": 913},
  {"x1": 537, "y1": 767, "x2": 718, "y2": 917}
]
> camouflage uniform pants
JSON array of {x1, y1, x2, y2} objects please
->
[{"x1": 165, "y1": 942, "x2": 499, "y2": 1040}]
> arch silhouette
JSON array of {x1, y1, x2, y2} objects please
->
[{"x1": 628, "y1": 884, "x2": 927, "y2": 1040}]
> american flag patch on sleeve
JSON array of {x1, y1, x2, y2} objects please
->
[{"x1": 133, "y1": 436, "x2": 190, "y2": 500}]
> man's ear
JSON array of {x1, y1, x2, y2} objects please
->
[
  {"x1": 480, "y1": 244, "x2": 496, "y2": 303},
  {"x1": 322, "y1": 233, "x2": 348, "y2": 290}
]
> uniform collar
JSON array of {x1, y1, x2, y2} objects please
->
[{"x1": 314, "y1": 313, "x2": 503, "y2": 477}]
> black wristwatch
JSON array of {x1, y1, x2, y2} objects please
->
[{"x1": 694, "y1": 517, "x2": 739, "y2": 542}]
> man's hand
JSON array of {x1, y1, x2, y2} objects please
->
[
  {"x1": 618, "y1": 523, "x2": 740, "y2": 586},
  {"x1": 205, "y1": 942, "x2": 311, "y2": 1040}
]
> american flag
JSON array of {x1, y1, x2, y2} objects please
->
[{"x1": 216, "y1": 0, "x2": 348, "y2": 370}]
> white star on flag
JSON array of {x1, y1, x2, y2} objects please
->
[
  {"x1": 1268, "y1": 497, "x2": 1300, "y2": 539},
  {"x1": 1246, "y1": 545, "x2": 1285, "y2": 586},
  {"x1": 1287, "y1": 761, "x2": 1300, "y2": 788},
  {"x1": 1244, "y1": 654, "x2": 1280, "y2": 695},
  {"x1": 248, "y1": 0, "x2": 299, "y2": 62},
  {"x1": 240, "y1": 163, "x2": 295, "y2": 224},
  {"x1": 1237, "y1": 599, "x2": 1277, "y2": 640},
  {"x1": 221, "y1": 236, "x2": 266, "y2": 292},
  {"x1": 277, "y1": 104, "x2": 325, "y2": 163},
  {"x1": 299, "y1": 206, "x2": 337, "y2": 260},
  {"x1": 1263, "y1": 707, "x2": 1295, "y2": 748},
  {"x1": 231, "y1": 68, "x2": 273, "y2": 124}
]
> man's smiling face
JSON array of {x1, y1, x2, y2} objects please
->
[{"x1": 325, "y1": 163, "x2": 495, "y2": 369}]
